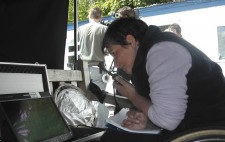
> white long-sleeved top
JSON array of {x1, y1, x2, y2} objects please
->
[{"x1": 146, "y1": 41, "x2": 192, "y2": 131}]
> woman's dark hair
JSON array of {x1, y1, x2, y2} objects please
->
[{"x1": 102, "y1": 17, "x2": 148, "y2": 52}]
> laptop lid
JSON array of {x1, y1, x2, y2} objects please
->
[
  {"x1": 0, "y1": 62, "x2": 50, "y2": 101},
  {"x1": 0, "y1": 96, "x2": 73, "y2": 142}
]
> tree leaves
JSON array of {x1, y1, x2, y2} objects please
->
[{"x1": 68, "y1": 0, "x2": 173, "y2": 22}]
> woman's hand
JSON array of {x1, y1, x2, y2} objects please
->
[
  {"x1": 113, "y1": 75, "x2": 152, "y2": 117},
  {"x1": 113, "y1": 75, "x2": 136, "y2": 99},
  {"x1": 122, "y1": 109, "x2": 148, "y2": 130}
]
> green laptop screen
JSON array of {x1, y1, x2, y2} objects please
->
[{"x1": 0, "y1": 97, "x2": 72, "y2": 142}]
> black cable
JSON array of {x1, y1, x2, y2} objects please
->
[
  {"x1": 70, "y1": 124, "x2": 106, "y2": 131},
  {"x1": 113, "y1": 87, "x2": 121, "y2": 115}
]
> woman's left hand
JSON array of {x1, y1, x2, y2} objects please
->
[{"x1": 122, "y1": 109, "x2": 148, "y2": 130}]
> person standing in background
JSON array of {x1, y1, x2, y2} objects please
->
[
  {"x1": 115, "y1": 6, "x2": 137, "y2": 19},
  {"x1": 78, "y1": 7, "x2": 108, "y2": 90},
  {"x1": 165, "y1": 23, "x2": 182, "y2": 38}
]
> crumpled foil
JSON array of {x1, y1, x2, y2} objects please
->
[{"x1": 53, "y1": 83, "x2": 96, "y2": 127}]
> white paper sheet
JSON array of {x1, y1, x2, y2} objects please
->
[{"x1": 106, "y1": 108, "x2": 162, "y2": 134}]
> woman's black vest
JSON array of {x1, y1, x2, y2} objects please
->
[{"x1": 132, "y1": 25, "x2": 225, "y2": 134}]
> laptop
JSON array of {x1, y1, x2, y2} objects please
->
[
  {"x1": 0, "y1": 96, "x2": 73, "y2": 142},
  {"x1": 0, "y1": 62, "x2": 73, "y2": 141},
  {"x1": 0, "y1": 62, "x2": 105, "y2": 141}
]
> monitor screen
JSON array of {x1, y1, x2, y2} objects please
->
[{"x1": 0, "y1": 97, "x2": 73, "y2": 142}]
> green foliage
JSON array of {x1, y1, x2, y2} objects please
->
[
  {"x1": 68, "y1": 0, "x2": 75, "y2": 23},
  {"x1": 77, "y1": 0, "x2": 90, "y2": 21},
  {"x1": 67, "y1": 0, "x2": 174, "y2": 22}
]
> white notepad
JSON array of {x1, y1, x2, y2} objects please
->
[{"x1": 106, "y1": 108, "x2": 162, "y2": 134}]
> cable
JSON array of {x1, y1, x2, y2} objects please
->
[
  {"x1": 70, "y1": 124, "x2": 106, "y2": 131},
  {"x1": 113, "y1": 87, "x2": 121, "y2": 115}
]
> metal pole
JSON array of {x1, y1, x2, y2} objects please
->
[{"x1": 74, "y1": 0, "x2": 78, "y2": 69}]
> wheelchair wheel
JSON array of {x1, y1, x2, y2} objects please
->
[{"x1": 168, "y1": 127, "x2": 225, "y2": 142}]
